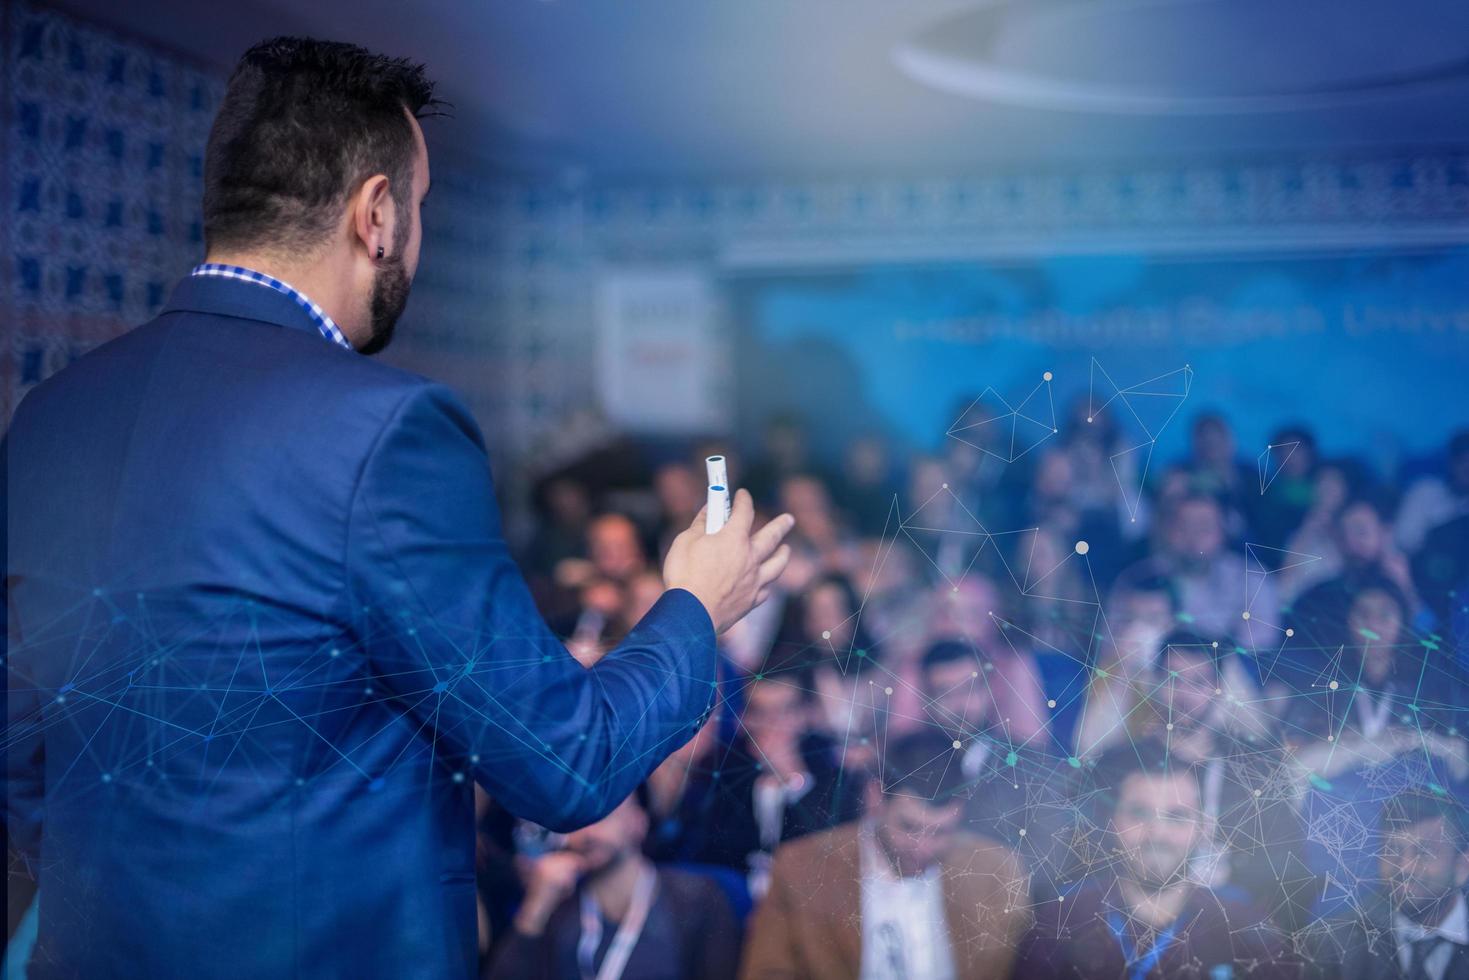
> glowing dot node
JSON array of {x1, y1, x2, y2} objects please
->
[
  {"x1": 1047, "y1": 699, "x2": 1057, "y2": 708},
  {"x1": 1074, "y1": 540, "x2": 1090, "y2": 555},
  {"x1": 1043, "y1": 371, "x2": 1053, "y2": 381},
  {"x1": 953, "y1": 740, "x2": 963, "y2": 750}
]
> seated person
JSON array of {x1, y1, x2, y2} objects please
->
[
  {"x1": 740, "y1": 729, "x2": 1030, "y2": 980},
  {"x1": 1113, "y1": 492, "x2": 1280, "y2": 659},
  {"x1": 1287, "y1": 495, "x2": 1425, "y2": 670},
  {"x1": 1014, "y1": 739, "x2": 1298, "y2": 979},
  {"x1": 1283, "y1": 576, "x2": 1468, "y2": 786},
  {"x1": 489, "y1": 793, "x2": 739, "y2": 980},
  {"x1": 1078, "y1": 579, "x2": 1269, "y2": 757},
  {"x1": 773, "y1": 571, "x2": 888, "y2": 777},
  {"x1": 921, "y1": 638, "x2": 1077, "y2": 901},
  {"x1": 1074, "y1": 631, "x2": 1315, "y2": 928},
  {"x1": 697, "y1": 659, "x2": 862, "y2": 898},
  {"x1": 1306, "y1": 789, "x2": 1469, "y2": 980}
]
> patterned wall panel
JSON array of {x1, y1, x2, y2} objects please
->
[{"x1": 2, "y1": 1, "x2": 222, "y2": 422}]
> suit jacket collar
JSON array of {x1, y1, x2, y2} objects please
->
[{"x1": 162, "y1": 272, "x2": 325, "y2": 339}]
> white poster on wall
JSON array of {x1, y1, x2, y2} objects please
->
[{"x1": 595, "y1": 267, "x2": 730, "y2": 434}]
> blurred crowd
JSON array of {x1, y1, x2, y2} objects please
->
[{"x1": 475, "y1": 403, "x2": 1469, "y2": 979}]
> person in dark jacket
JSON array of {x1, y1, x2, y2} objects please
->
[
  {"x1": 489, "y1": 793, "x2": 739, "y2": 980},
  {"x1": 1014, "y1": 740, "x2": 1301, "y2": 980},
  {"x1": 1303, "y1": 790, "x2": 1469, "y2": 980}
]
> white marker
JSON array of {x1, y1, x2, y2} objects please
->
[
  {"x1": 706, "y1": 455, "x2": 728, "y2": 490},
  {"x1": 705, "y1": 455, "x2": 732, "y2": 534},
  {"x1": 706, "y1": 484, "x2": 730, "y2": 534}
]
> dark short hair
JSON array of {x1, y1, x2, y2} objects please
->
[
  {"x1": 1381, "y1": 789, "x2": 1469, "y2": 849},
  {"x1": 203, "y1": 37, "x2": 439, "y2": 254},
  {"x1": 876, "y1": 730, "x2": 967, "y2": 804},
  {"x1": 1108, "y1": 573, "x2": 1179, "y2": 617},
  {"x1": 1088, "y1": 739, "x2": 1200, "y2": 823},
  {"x1": 921, "y1": 638, "x2": 986, "y2": 674},
  {"x1": 1347, "y1": 573, "x2": 1411, "y2": 624}
]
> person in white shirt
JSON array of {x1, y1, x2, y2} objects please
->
[{"x1": 739, "y1": 730, "x2": 1030, "y2": 980}]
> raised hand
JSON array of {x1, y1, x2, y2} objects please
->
[{"x1": 662, "y1": 489, "x2": 795, "y2": 634}]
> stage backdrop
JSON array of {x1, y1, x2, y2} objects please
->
[{"x1": 730, "y1": 247, "x2": 1469, "y2": 468}]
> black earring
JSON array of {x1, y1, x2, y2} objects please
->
[{"x1": 376, "y1": 246, "x2": 384, "y2": 259}]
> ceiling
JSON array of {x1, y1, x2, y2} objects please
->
[{"x1": 47, "y1": 0, "x2": 1469, "y2": 180}]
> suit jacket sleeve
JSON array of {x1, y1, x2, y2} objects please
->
[{"x1": 345, "y1": 383, "x2": 718, "y2": 832}]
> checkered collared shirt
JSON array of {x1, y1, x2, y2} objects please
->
[{"x1": 190, "y1": 263, "x2": 354, "y2": 351}]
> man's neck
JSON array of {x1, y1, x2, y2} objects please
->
[
  {"x1": 586, "y1": 853, "x2": 651, "y2": 923},
  {"x1": 204, "y1": 248, "x2": 363, "y2": 347},
  {"x1": 1118, "y1": 876, "x2": 1194, "y2": 930}
]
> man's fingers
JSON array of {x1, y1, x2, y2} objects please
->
[
  {"x1": 755, "y1": 543, "x2": 792, "y2": 590},
  {"x1": 750, "y1": 512, "x2": 796, "y2": 562},
  {"x1": 687, "y1": 504, "x2": 708, "y2": 534},
  {"x1": 727, "y1": 488, "x2": 756, "y2": 534}
]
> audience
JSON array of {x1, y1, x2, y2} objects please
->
[{"x1": 474, "y1": 410, "x2": 1469, "y2": 978}]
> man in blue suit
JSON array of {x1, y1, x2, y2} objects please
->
[{"x1": 2, "y1": 38, "x2": 793, "y2": 977}]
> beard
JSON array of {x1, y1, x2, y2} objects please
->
[
  {"x1": 360, "y1": 249, "x2": 411, "y2": 356},
  {"x1": 1131, "y1": 843, "x2": 1190, "y2": 887}
]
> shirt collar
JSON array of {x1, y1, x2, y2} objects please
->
[
  {"x1": 168, "y1": 264, "x2": 354, "y2": 351},
  {"x1": 1396, "y1": 892, "x2": 1469, "y2": 948}
]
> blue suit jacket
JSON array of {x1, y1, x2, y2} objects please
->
[{"x1": 2, "y1": 275, "x2": 717, "y2": 978}]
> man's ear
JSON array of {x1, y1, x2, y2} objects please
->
[{"x1": 352, "y1": 174, "x2": 393, "y2": 258}]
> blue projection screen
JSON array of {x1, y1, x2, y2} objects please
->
[{"x1": 730, "y1": 247, "x2": 1469, "y2": 463}]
